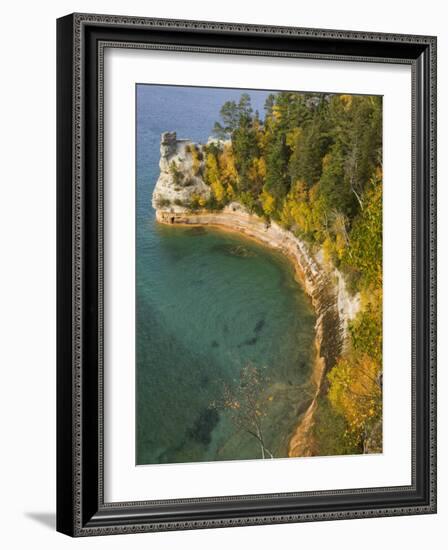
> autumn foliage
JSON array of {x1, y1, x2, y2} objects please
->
[{"x1": 205, "y1": 91, "x2": 383, "y2": 454}]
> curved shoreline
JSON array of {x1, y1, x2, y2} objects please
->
[{"x1": 155, "y1": 204, "x2": 359, "y2": 456}]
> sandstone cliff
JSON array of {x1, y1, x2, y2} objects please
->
[{"x1": 152, "y1": 131, "x2": 211, "y2": 212}]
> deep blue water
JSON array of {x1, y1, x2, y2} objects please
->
[{"x1": 136, "y1": 85, "x2": 315, "y2": 464}]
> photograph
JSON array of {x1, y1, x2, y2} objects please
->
[
  {"x1": 1, "y1": 0, "x2": 443, "y2": 546},
  {"x1": 54, "y1": 10, "x2": 437, "y2": 537},
  {"x1": 136, "y1": 84, "x2": 383, "y2": 465}
]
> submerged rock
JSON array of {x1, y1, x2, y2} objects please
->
[
  {"x1": 212, "y1": 243, "x2": 256, "y2": 258},
  {"x1": 186, "y1": 408, "x2": 220, "y2": 446},
  {"x1": 237, "y1": 336, "x2": 258, "y2": 348},
  {"x1": 184, "y1": 226, "x2": 207, "y2": 237}
]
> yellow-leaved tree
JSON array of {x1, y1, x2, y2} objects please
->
[
  {"x1": 205, "y1": 151, "x2": 226, "y2": 204},
  {"x1": 327, "y1": 352, "x2": 382, "y2": 448},
  {"x1": 218, "y1": 143, "x2": 238, "y2": 192},
  {"x1": 260, "y1": 190, "x2": 276, "y2": 217},
  {"x1": 190, "y1": 144, "x2": 202, "y2": 176}
]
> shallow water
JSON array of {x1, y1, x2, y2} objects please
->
[{"x1": 136, "y1": 85, "x2": 316, "y2": 464}]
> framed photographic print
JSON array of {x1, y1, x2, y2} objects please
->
[{"x1": 56, "y1": 13, "x2": 437, "y2": 536}]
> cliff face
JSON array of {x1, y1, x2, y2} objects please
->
[
  {"x1": 152, "y1": 133, "x2": 360, "y2": 457},
  {"x1": 152, "y1": 132, "x2": 211, "y2": 211}
]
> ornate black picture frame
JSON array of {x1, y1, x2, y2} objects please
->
[{"x1": 56, "y1": 13, "x2": 437, "y2": 537}]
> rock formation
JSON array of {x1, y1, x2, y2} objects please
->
[{"x1": 152, "y1": 132, "x2": 211, "y2": 213}]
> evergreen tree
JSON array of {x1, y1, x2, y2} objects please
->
[{"x1": 264, "y1": 132, "x2": 290, "y2": 205}]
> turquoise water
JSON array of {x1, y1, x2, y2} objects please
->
[{"x1": 136, "y1": 85, "x2": 316, "y2": 464}]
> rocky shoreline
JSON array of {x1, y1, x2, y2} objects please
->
[
  {"x1": 152, "y1": 131, "x2": 360, "y2": 456},
  {"x1": 155, "y1": 204, "x2": 360, "y2": 456}
]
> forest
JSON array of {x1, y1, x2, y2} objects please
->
[{"x1": 187, "y1": 91, "x2": 383, "y2": 455}]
